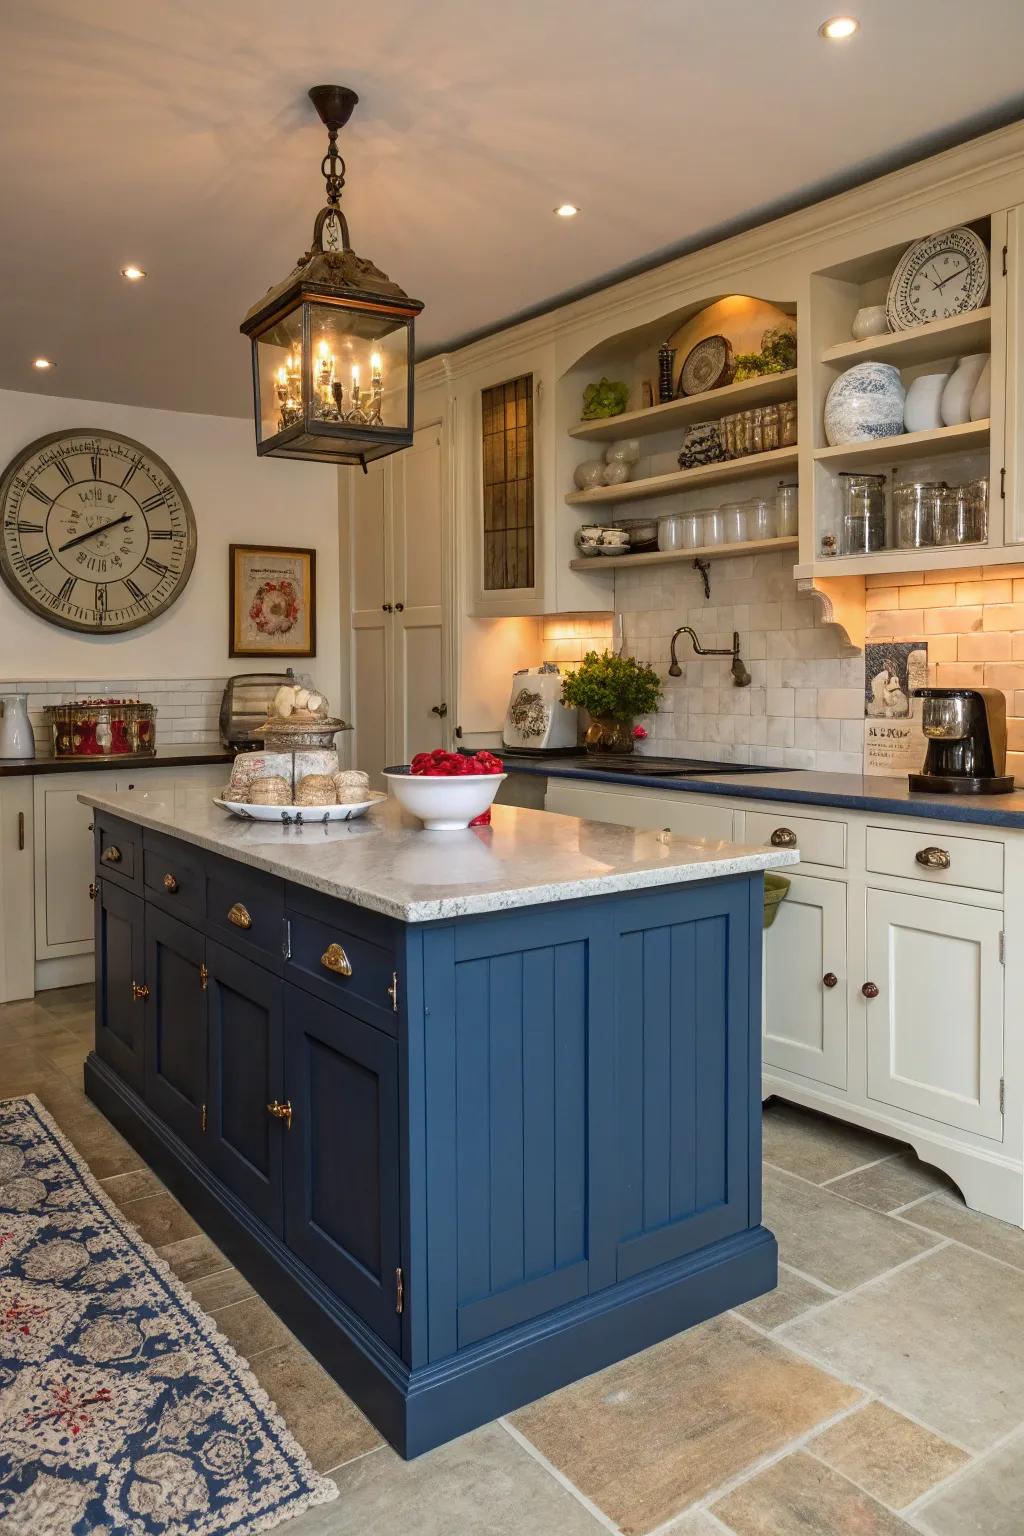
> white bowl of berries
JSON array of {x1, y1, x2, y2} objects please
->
[{"x1": 383, "y1": 750, "x2": 506, "y2": 830}]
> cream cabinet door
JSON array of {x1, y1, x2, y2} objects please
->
[
  {"x1": 351, "y1": 457, "x2": 391, "y2": 784},
  {"x1": 865, "y1": 888, "x2": 1004, "y2": 1139},
  {"x1": 391, "y1": 426, "x2": 448, "y2": 760},
  {"x1": 545, "y1": 781, "x2": 737, "y2": 842},
  {"x1": 763, "y1": 873, "x2": 848, "y2": 1090},
  {"x1": 33, "y1": 771, "x2": 115, "y2": 959}
]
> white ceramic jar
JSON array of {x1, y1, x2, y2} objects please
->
[
  {"x1": 851, "y1": 305, "x2": 889, "y2": 341},
  {"x1": 940, "y1": 354, "x2": 989, "y2": 427},
  {"x1": 970, "y1": 357, "x2": 992, "y2": 421},
  {"x1": 904, "y1": 370, "x2": 951, "y2": 434}
]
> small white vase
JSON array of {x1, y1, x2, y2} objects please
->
[
  {"x1": 0, "y1": 693, "x2": 34, "y2": 759},
  {"x1": 851, "y1": 305, "x2": 889, "y2": 341},
  {"x1": 903, "y1": 371, "x2": 950, "y2": 434},
  {"x1": 941, "y1": 353, "x2": 989, "y2": 427},
  {"x1": 969, "y1": 356, "x2": 992, "y2": 422}
]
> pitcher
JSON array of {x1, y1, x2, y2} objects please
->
[{"x1": 0, "y1": 693, "x2": 34, "y2": 759}]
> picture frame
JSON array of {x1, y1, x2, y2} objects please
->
[{"x1": 229, "y1": 543, "x2": 317, "y2": 658}]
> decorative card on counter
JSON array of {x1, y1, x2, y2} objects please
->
[{"x1": 863, "y1": 640, "x2": 929, "y2": 776}]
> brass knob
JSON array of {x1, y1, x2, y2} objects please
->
[
  {"x1": 131, "y1": 981, "x2": 150, "y2": 1001},
  {"x1": 823, "y1": 972, "x2": 838, "y2": 989},
  {"x1": 227, "y1": 902, "x2": 252, "y2": 930},
  {"x1": 770, "y1": 827, "x2": 798, "y2": 848},
  {"x1": 102, "y1": 845, "x2": 122, "y2": 863},
  {"x1": 88, "y1": 882, "x2": 97, "y2": 901},
  {"x1": 163, "y1": 872, "x2": 179, "y2": 893},
  {"x1": 266, "y1": 1099, "x2": 293, "y2": 1130},
  {"x1": 862, "y1": 981, "x2": 879, "y2": 999},
  {"x1": 915, "y1": 846, "x2": 951, "y2": 870},
  {"x1": 320, "y1": 942, "x2": 352, "y2": 977}
]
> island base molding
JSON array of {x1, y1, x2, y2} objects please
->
[{"x1": 86, "y1": 1053, "x2": 777, "y2": 1457}]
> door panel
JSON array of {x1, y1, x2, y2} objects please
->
[
  {"x1": 865, "y1": 888, "x2": 1004, "y2": 1138},
  {"x1": 397, "y1": 621, "x2": 444, "y2": 759},
  {"x1": 94, "y1": 881, "x2": 145, "y2": 1091},
  {"x1": 353, "y1": 626, "x2": 388, "y2": 785},
  {"x1": 763, "y1": 873, "x2": 848, "y2": 1089},
  {"x1": 206, "y1": 940, "x2": 284, "y2": 1233},
  {"x1": 392, "y1": 427, "x2": 446, "y2": 760},
  {"x1": 35, "y1": 771, "x2": 115, "y2": 958},
  {"x1": 144, "y1": 906, "x2": 208, "y2": 1151},
  {"x1": 351, "y1": 456, "x2": 391, "y2": 784},
  {"x1": 283, "y1": 987, "x2": 401, "y2": 1349}
]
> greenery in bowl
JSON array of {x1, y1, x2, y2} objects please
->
[
  {"x1": 560, "y1": 651, "x2": 662, "y2": 722},
  {"x1": 581, "y1": 377, "x2": 629, "y2": 419}
]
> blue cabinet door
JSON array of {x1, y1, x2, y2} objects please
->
[
  {"x1": 206, "y1": 941, "x2": 284, "y2": 1236},
  {"x1": 95, "y1": 880, "x2": 146, "y2": 1093},
  {"x1": 283, "y1": 987, "x2": 401, "y2": 1350},
  {"x1": 144, "y1": 905, "x2": 208, "y2": 1153}
]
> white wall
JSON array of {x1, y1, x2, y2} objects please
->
[{"x1": 0, "y1": 389, "x2": 340, "y2": 702}]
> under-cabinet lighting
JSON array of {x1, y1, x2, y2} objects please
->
[
  {"x1": 819, "y1": 15, "x2": 859, "y2": 38},
  {"x1": 32, "y1": 357, "x2": 54, "y2": 369},
  {"x1": 120, "y1": 265, "x2": 147, "y2": 281},
  {"x1": 554, "y1": 204, "x2": 580, "y2": 218}
]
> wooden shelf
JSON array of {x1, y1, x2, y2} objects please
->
[
  {"x1": 795, "y1": 541, "x2": 1022, "y2": 579},
  {"x1": 570, "y1": 536, "x2": 798, "y2": 573},
  {"x1": 820, "y1": 308, "x2": 991, "y2": 370},
  {"x1": 565, "y1": 446, "x2": 799, "y2": 508},
  {"x1": 568, "y1": 370, "x2": 798, "y2": 443},
  {"x1": 812, "y1": 419, "x2": 990, "y2": 469}
]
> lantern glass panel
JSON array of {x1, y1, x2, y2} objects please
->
[
  {"x1": 305, "y1": 303, "x2": 410, "y2": 433},
  {"x1": 254, "y1": 309, "x2": 304, "y2": 446}
]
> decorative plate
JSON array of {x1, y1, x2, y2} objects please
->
[
  {"x1": 677, "y1": 335, "x2": 735, "y2": 397},
  {"x1": 886, "y1": 227, "x2": 989, "y2": 331},
  {"x1": 214, "y1": 793, "x2": 384, "y2": 823}
]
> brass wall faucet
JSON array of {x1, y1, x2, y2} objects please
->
[{"x1": 669, "y1": 626, "x2": 752, "y2": 688}]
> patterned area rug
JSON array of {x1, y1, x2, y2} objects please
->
[{"x1": 0, "y1": 1094, "x2": 337, "y2": 1534}]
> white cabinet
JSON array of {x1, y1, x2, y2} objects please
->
[
  {"x1": 763, "y1": 872, "x2": 848, "y2": 1091},
  {"x1": 0, "y1": 778, "x2": 34, "y2": 1002},
  {"x1": 33, "y1": 770, "x2": 116, "y2": 961},
  {"x1": 864, "y1": 887, "x2": 1004, "y2": 1140},
  {"x1": 544, "y1": 779, "x2": 738, "y2": 842}
]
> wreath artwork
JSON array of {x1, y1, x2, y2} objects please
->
[
  {"x1": 249, "y1": 579, "x2": 301, "y2": 637},
  {"x1": 230, "y1": 545, "x2": 316, "y2": 658}
]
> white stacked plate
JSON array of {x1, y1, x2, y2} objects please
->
[{"x1": 214, "y1": 794, "x2": 385, "y2": 823}]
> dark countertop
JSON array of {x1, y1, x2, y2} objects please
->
[
  {"x1": 498, "y1": 752, "x2": 1024, "y2": 830},
  {"x1": 0, "y1": 743, "x2": 233, "y2": 777}
]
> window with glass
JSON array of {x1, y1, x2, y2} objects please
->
[{"x1": 481, "y1": 374, "x2": 534, "y2": 590}]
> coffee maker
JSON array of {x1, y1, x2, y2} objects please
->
[{"x1": 909, "y1": 687, "x2": 1014, "y2": 795}]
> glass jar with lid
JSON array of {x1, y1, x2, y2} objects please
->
[
  {"x1": 894, "y1": 481, "x2": 944, "y2": 549},
  {"x1": 721, "y1": 501, "x2": 748, "y2": 543},
  {"x1": 747, "y1": 497, "x2": 776, "y2": 540},
  {"x1": 759, "y1": 405, "x2": 781, "y2": 453},
  {"x1": 839, "y1": 472, "x2": 887, "y2": 555},
  {"x1": 776, "y1": 481, "x2": 798, "y2": 536},
  {"x1": 703, "y1": 509, "x2": 726, "y2": 546},
  {"x1": 778, "y1": 400, "x2": 798, "y2": 447}
]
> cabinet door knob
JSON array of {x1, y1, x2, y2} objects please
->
[
  {"x1": 88, "y1": 882, "x2": 97, "y2": 902},
  {"x1": 102, "y1": 845, "x2": 122, "y2": 863},
  {"x1": 266, "y1": 1099, "x2": 293, "y2": 1130},
  {"x1": 431, "y1": 703, "x2": 448, "y2": 718},
  {"x1": 131, "y1": 981, "x2": 150, "y2": 1001},
  {"x1": 227, "y1": 902, "x2": 252, "y2": 930},
  {"x1": 394, "y1": 601, "x2": 405, "y2": 612},
  {"x1": 162, "y1": 872, "x2": 179, "y2": 893},
  {"x1": 915, "y1": 846, "x2": 950, "y2": 870},
  {"x1": 321, "y1": 942, "x2": 353, "y2": 977},
  {"x1": 770, "y1": 826, "x2": 798, "y2": 848},
  {"x1": 862, "y1": 981, "x2": 879, "y2": 999},
  {"x1": 822, "y1": 972, "x2": 838, "y2": 989},
  {"x1": 382, "y1": 602, "x2": 393, "y2": 613}
]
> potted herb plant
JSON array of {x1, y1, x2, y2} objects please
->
[{"x1": 560, "y1": 650, "x2": 662, "y2": 753}]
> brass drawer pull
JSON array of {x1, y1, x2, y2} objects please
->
[
  {"x1": 102, "y1": 845, "x2": 122, "y2": 863},
  {"x1": 915, "y1": 846, "x2": 951, "y2": 870},
  {"x1": 227, "y1": 902, "x2": 252, "y2": 929},
  {"x1": 131, "y1": 981, "x2": 150, "y2": 1001},
  {"x1": 163, "y1": 872, "x2": 179, "y2": 893},
  {"x1": 321, "y1": 942, "x2": 353, "y2": 977},
  {"x1": 770, "y1": 827, "x2": 798, "y2": 848},
  {"x1": 267, "y1": 1099, "x2": 293, "y2": 1130}
]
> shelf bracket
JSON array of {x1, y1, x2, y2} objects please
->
[
  {"x1": 796, "y1": 575, "x2": 865, "y2": 653},
  {"x1": 693, "y1": 558, "x2": 711, "y2": 600}
]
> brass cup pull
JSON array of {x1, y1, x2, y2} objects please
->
[
  {"x1": 915, "y1": 846, "x2": 951, "y2": 870},
  {"x1": 321, "y1": 942, "x2": 353, "y2": 977},
  {"x1": 862, "y1": 981, "x2": 879, "y2": 999},
  {"x1": 770, "y1": 827, "x2": 798, "y2": 849},
  {"x1": 131, "y1": 981, "x2": 150, "y2": 1001},
  {"x1": 227, "y1": 902, "x2": 252, "y2": 930},
  {"x1": 102, "y1": 845, "x2": 122, "y2": 863},
  {"x1": 823, "y1": 972, "x2": 838, "y2": 989},
  {"x1": 163, "y1": 872, "x2": 179, "y2": 893},
  {"x1": 267, "y1": 1099, "x2": 293, "y2": 1130}
]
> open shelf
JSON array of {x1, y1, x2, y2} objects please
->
[
  {"x1": 796, "y1": 541, "x2": 1023, "y2": 580},
  {"x1": 570, "y1": 536, "x2": 798, "y2": 573},
  {"x1": 565, "y1": 446, "x2": 799, "y2": 508},
  {"x1": 568, "y1": 370, "x2": 798, "y2": 443},
  {"x1": 812, "y1": 419, "x2": 989, "y2": 469},
  {"x1": 820, "y1": 308, "x2": 991, "y2": 370}
]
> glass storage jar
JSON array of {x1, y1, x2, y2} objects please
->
[
  {"x1": 937, "y1": 481, "x2": 988, "y2": 546},
  {"x1": 759, "y1": 405, "x2": 781, "y2": 452},
  {"x1": 720, "y1": 415, "x2": 738, "y2": 459},
  {"x1": 747, "y1": 497, "x2": 776, "y2": 540},
  {"x1": 894, "y1": 481, "x2": 944, "y2": 549},
  {"x1": 776, "y1": 481, "x2": 798, "y2": 536},
  {"x1": 721, "y1": 502, "x2": 748, "y2": 543},
  {"x1": 839, "y1": 472, "x2": 887, "y2": 555},
  {"x1": 657, "y1": 514, "x2": 684, "y2": 552},
  {"x1": 742, "y1": 409, "x2": 759, "y2": 455},
  {"x1": 778, "y1": 400, "x2": 798, "y2": 447},
  {"x1": 703, "y1": 509, "x2": 726, "y2": 546}
]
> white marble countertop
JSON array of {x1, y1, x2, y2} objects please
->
[{"x1": 79, "y1": 788, "x2": 798, "y2": 923}]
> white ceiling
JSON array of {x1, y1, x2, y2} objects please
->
[{"x1": 4, "y1": 0, "x2": 1024, "y2": 419}]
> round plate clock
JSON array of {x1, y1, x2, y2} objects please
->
[
  {"x1": 0, "y1": 429, "x2": 197, "y2": 633},
  {"x1": 886, "y1": 226, "x2": 989, "y2": 331}
]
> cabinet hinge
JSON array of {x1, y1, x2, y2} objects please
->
[
  {"x1": 999, "y1": 1078, "x2": 1006, "y2": 1115},
  {"x1": 1003, "y1": 243, "x2": 1009, "y2": 277},
  {"x1": 1000, "y1": 468, "x2": 1006, "y2": 501},
  {"x1": 395, "y1": 1266, "x2": 404, "y2": 1314},
  {"x1": 999, "y1": 930, "x2": 1006, "y2": 965},
  {"x1": 200, "y1": 1104, "x2": 208, "y2": 1133},
  {"x1": 199, "y1": 963, "x2": 209, "y2": 991},
  {"x1": 282, "y1": 916, "x2": 292, "y2": 961}
]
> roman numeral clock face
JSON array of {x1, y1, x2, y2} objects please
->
[{"x1": 0, "y1": 430, "x2": 197, "y2": 632}]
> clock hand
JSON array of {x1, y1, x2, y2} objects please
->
[
  {"x1": 57, "y1": 513, "x2": 133, "y2": 552},
  {"x1": 934, "y1": 264, "x2": 969, "y2": 291}
]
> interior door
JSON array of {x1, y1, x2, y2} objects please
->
[
  {"x1": 865, "y1": 888, "x2": 1004, "y2": 1138},
  {"x1": 763, "y1": 873, "x2": 848, "y2": 1089},
  {"x1": 350, "y1": 456, "x2": 391, "y2": 784},
  {"x1": 94, "y1": 880, "x2": 146, "y2": 1092},
  {"x1": 391, "y1": 424, "x2": 448, "y2": 761},
  {"x1": 144, "y1": 906, "x2": 208, "y2": 1152}
]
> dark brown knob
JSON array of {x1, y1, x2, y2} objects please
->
[
  {"x1": 862, "y1": 981, "x2": 879, "y2": 999},
  {"x1": 823, "y1": 972, "x2": 838, "y2": 989},
  {"x1": 394, "y1": 601, "x2": 405, "y2": 612},
  {"x1": 382, "y1": 602, "x2": 393, "y2": 612}
]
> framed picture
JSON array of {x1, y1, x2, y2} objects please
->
[{"x1": 229, "y1": 544, "x2": 316, "y2": 658}]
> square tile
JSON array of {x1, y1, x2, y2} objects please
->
[
  {"x1": 826, "y1": 1154, "x2": 958, "y2": 1214},
  {"x1": 187, "y1": 1266, "x2": 255, "y2": 1312},
  {"x1": 712, "y1": 1450, "x2": 919, "y2": 1535},
  {"x1": 125, "y1": 1190, "x2": 202, "y2": 1247},
  {"x1": 100, "y1": 1168, "x2": 165, "y2": 1207},
  {"x1": 510, "y1": 1314, "x2": 860, "y2": 1535},
  {"x1": 782, "y1": 1243, "x2": 1024, "y2": 1451},
  {"x1": 157, "y1": 1232, "x2": 231, "y2": 1283},
  {"x1": 812, "y1": 1401, "x2": 968, "y2": 1508},
  {"x1": 251, "y1": 1341, "x2": 383, "y2": 1474},
  {"x1": 763, "y1": 1101, "x2": 902, "y2": 1184},
  {"x1": 916, "y1": 1430, "x2": 1024, "y2": 1535},
  {"x1": 735, "y1": 1264, "x2": 832, "y2": 1330},
  {"x1": 901, "y1": 1195, "x2": 1024, "y2": 1272},
  {"x1": 211, "y1": 1294, "x2": 294, "y2": 1359}
]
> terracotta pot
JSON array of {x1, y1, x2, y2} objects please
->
[{"x1": 584, "y1": 717, "x2": 635, "y2": 754}]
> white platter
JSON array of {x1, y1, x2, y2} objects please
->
[{"x1": 214, "y1": 794, "x2": 385, "y2": 824}]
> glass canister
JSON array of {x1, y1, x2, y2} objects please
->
[
  {"x1": 894, "y1": 481, "x2": 944, "y2": 549},
  {"x1": 940, "y1": 480, "x2": 989, "y2": 546},
  {"x1": 719, "y1": 415, "x2": 738, "y2": 459},
  {"x1": 657, "y1": 514, "x2": 684, "y2": 552},
  {"x1": 680, "y1": 512, "x2": 705, "y2": 548},
  {"x1": 703, "y1": 509, "x2": 726, "y2": 546},
  {"x1": 778, "y1": 400, "x2": 798, "y2": 447},
  {"x1": 776, "y1": 481, "x2": 799, "y2": 536},
  {"x1": 721, "y1": 501, "x2": 748, "y2": 543},
  {"x1": 742, "y1": 409, "x2": 759, "y2": 455},
  {"x1": 747, "y1": 497, "x2": 776, "y2": 540},
  {"x1": 759, "y1": 405, "x2": 781, "y2": 452},
  {"x1": 839, "y1": 472, "x2": 887, "y2": 555}
]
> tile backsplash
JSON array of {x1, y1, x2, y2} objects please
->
[{"x1": 0, "y1": 678, "x2": 226, "y2": 755}]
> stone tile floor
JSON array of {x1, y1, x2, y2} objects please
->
[{"x1": 4, "y1": 984, "x2": 1024, "y2": 1534}]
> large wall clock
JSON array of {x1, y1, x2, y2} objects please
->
[
  {"x1": 886, "y1": 226, "x2": 989, "y2": 331},
  {"x1": 0, "y1": 428, "x2": 197, "y2": 633}
]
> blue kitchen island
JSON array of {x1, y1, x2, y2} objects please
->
[{"x1": 80, "y1": 788, "x2": 796, "y2": 1457}]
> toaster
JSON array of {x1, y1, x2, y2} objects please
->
[{"x1": 219, "y1": 670, "x2": 308, "y2": 750}]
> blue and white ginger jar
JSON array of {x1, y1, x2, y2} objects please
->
[{"x1": 824, "y1": 362, "x2": 905, "y2": 446}]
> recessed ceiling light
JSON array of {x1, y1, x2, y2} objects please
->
[
  {"x1": 32, "y1": 357, "x2": 55, "y2": 370},
  {"x1": 120, "y1": 264, "x2": 147, "y2": 281},
  {"x1": 819, "y1": 15, "x2": 859, "y2": 38},
  {"x1": 554, "y1": 204, "x2": 579, "y2": 218}
]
